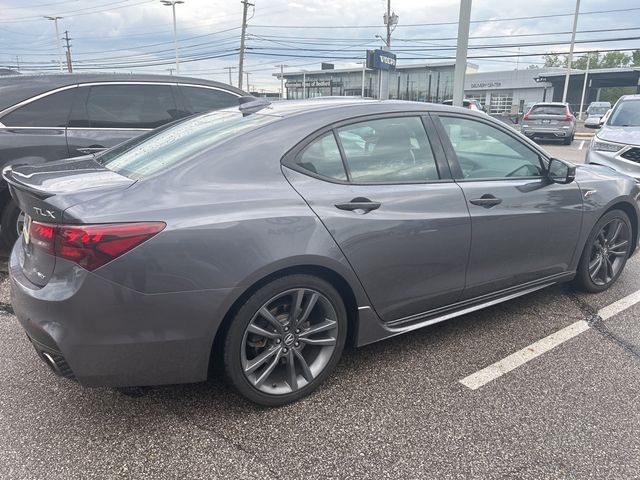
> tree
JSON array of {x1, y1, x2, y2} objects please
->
[
  {"x1": 599, "y1": 51, "x2": 631, "y2": 68},
  {"x1": 632, "y1": 49, "x2": 640, "y2": 66},
  {"x1": 543, "y1": 53, "x2": 564, "y2": 67},
  {"x1": 572, "y1": 52, "x2": 600, "y2": 70}
]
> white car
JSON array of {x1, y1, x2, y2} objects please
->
[{"x1": 584, "y1": 101, "x2": 612, "y2": 129}]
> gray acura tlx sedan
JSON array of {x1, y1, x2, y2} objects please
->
[{"x1": 6, "y1": 98, "x2": 640, "y2": 406}]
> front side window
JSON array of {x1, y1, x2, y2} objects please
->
[
  {"x1": 439, "y1": 116, "x2": 543, "y2": 179},
  {"x1": 296, "y1": 133, "x2": 347, "y2": 181},
  {"x1": 181, "y1": 86, "x2": 238, "y2": 114},
  {"x1": 1, "y1": 88, "x2": 76, "y2": 127},
  {"x1": 336, "y1": 116, "x2": 439, "y2": 183},
  {"x1": 86, "y1": 84, "x2": 179, "y2": 129}
]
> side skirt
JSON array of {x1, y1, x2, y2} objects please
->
[{"x1": 354, "y1": 272, "x2": 575, "y2": 347}]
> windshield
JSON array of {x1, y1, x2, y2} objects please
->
[
  {"x1": 608, "y1": 100, "x2": 640, "y2": 127},
  {"x1": 588, "y1": 107, "x2": 609, "y2": 116},
  {"x1": 96, "y1": 111, "x2": 277, "y2": 179}
]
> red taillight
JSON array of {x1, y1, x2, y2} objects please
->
[
  {"x1": 28, "y1": 221, "x2": 165, "y2": 271},
  {"x1": 564, "y1": 108, "x2": 573, "y2": 121},
  {"x1": 523, "y1": 113, "x2": 530, "y2": 121}
]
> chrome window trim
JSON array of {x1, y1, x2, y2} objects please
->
[
  {"x1": 176, "y1": 83, "x2": 242, "y2": 97},
  {"x1": 66, "y1": 127, "x2": 153, "y2": 132}
]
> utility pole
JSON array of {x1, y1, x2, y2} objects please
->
[
  {"x1": 238, "y1": 0, "x2": 254, "y2": 90},
  {"x1": 166, "y1": 68, "x2": 175, "y2": 76},
  {"x1": 275, "y1": 64, "x2": 288, "y2": 99},
  {"x1": 361, "y1": 61, "x2": 366, "y2": 97},
  {"x1": 44, "y1": 16, "x2": 64, "y2": 72},
  {"x1": 562, "y1": 0, "x2": 580, "y2": 104},
  {"x1": 245, "y1": 71, "x2": 251, "y2": 93},
  {"x1": 161, "y1": 1, "x2": 185, "y2": 74},
  {"x1": 452, "y1": 0, "x2": 472, "y2": 107},
  {"x1": 63, "y1": 30, "x2": 73, "y2": 73},
  {"x1": 578, "y1": 54, "x2": 591, "y2": 120},
  {"x1": 380, "y1": 2, "x2": 398, "y2": 100},
  {"x1": 224, "y1": 66, "x2": 236, "y2": 86},
  {"x1": 15, "y1": 56, "x2": 20, "y2": 73}
]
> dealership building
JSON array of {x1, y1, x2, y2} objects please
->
[{"x1": 277, "y1": 64, "x2": 640, "y2": 115}]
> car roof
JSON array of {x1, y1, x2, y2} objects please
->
[
  {"x1": 531, "y1": 102, "x2": 567, "y2": 106},
  {"x1": 0, "y1": 73, "x2": 247, "y2": 112}
]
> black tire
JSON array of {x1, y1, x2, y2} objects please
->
[
  {"x1": 223, "y1": 274, "x2": 347, "y2": 406},
  {"x1": 573, "y1": 209, "x2": 632, "y2": 293},
  {"x1": 0, "y1": 200, "x2": 22, "y2": 248},
  {"x1": 563, "y1": 135, "x2": 572, "y2": 145}
]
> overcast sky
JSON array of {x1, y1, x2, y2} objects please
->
[{"x1": 0, "y1": 0, "x2": 637, "y2": 91}]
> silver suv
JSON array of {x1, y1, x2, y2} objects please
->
[
  {"x1": 521, "y1": 102, "x2": 576, "y2": 145},
  {"x1": 585, "y1": 95, "x2": 640, "y2": 179}
]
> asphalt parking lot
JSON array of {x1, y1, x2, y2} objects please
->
[{"x1": 2, "y1": 142, "x2": 640, "y2": 480}]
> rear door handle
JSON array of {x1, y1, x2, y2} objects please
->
[
  {"x1": 77, "y1": 146, "x2": 106, "y2": 154},
  {"x1": 335, "y1": 197, "x2": 381, "y2": 213},
  {"x1": 469, "y1": 194, "x2": 502, "y2": 208}
]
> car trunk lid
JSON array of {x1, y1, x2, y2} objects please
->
[{"x1": 3, "y1": 156, "x2": 135, "y2": 286}]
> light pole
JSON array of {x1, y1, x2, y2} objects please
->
[
  {"x1": 275, "y1": 64, "x2": 289, "y2": 99},
  {"x1": 161, "y1": 0, "x2": 184, "y2": 74},
  {"x1": 452, "y1": 0, "x2": 472, "y2": 108},
  {"x1": 44, "y1": 16, "x2": 63, "y2": 72},
  {"x1": 578, "y1": 55, "x2": 591, "y2": 120},
  {"x1": 562, "y1": 0, "x2": 580, "y2": 104}
]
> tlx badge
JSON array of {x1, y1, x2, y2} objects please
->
[{"x1": 33, "y1": 207, "x2": 56, "y2": 219}]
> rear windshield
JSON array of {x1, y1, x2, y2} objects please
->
[
  {"x1": 587, "y1": 106, "x2": 609, "y2": 115},
  {"x1": 608, "y1": 100, "x2": 640, "y2": 127},
  {"x1": 529, "y1": 105, "x2": 566, "y2": 115},
  {"x1": 96, "y1": 111, "x2": 277, "y2": 178}
]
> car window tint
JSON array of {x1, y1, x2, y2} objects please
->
[
  {"x1": 336, "y1": 116, "x2": 438, "y2": 183},
  {"x1": 86, "y1": 84, "x2": 179, "y2": 129},
  {"x1": 181, "y1": 86, "x2": 238, "y2": 114},
  {"x1": 1, "y1": 88, "x2": 76, "y2": 127},
  {"x1": 296, "y1": 133, "x2": 347, "y2": 181},
  {"x1": 440, "y1": 116, "x2": 543, "y2": 179},
  {"x1": 529, "y1": 105, "x2": 566, "y2": 115}
]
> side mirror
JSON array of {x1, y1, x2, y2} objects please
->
[{"x1": 548, "y1": 158, "x2": 576, "y2": 184}]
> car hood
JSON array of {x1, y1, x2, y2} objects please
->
[{"x1": 596, "y1": 125, "x2": 640, "y2": 146}]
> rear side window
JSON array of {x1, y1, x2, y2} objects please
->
[
  {"x1": 336, "y1": 117, "x2": 439, "y2": 183},
  {"x1": 529, "y1": 105, "x2": 566, "y2": 115},
  {"x1": 181, "y1": 86, "x2": 238, "y2": 114},
  {"x1": 297, "y1": 133, "x2": 347, "y2": 181},
  {"x1": 1, "y1": 88, "x2": 76, "y2": 127},
  {"x1": 96, "y1": 111, "x2": 277, "y2": 178},
  {"x1": 84, "y1": 84, "x2": 179, "y2": 129}
]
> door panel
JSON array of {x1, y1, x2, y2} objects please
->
[
  {"x1": 458, "y1": 178, "x2": 582, "y2": 298},
  {"x1": 434, "y1": 113, "x2": 583, "y2": 299},
  {"x1": 284, "y1": 168, "x2": 471, "y2": 321}
]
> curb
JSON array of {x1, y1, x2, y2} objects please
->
[{"x1": 575, "y1": 133, "x2": 594, "y2": 138}]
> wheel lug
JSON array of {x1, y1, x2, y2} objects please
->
[
  {"x1": 295, "y1": 329, "x2": 300, "y2": 334},
  {"x1": 276, "y1": 339, "x2": 281, "y2": 344},
  {"x1": 284, "y1": 326, "x2": 289, "y2": 332},
  {"x1": 283, "y1": 347, "x2": 288, "y2": 353},
  {"x1": 294, "y1": 341, "x2": 300, "y2": 347}
]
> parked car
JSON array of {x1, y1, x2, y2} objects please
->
[
  {"x1": 442, "y1": 98, "x2": 487, "y2": 113},
  {"x1": 521, "y1": 102, "x2": 576, "y2": 144},
  {"x1": 0, "y1": 73, "x2": 248, "y2": 246},
  {"x1": 585, "y1": 94, "x2": 640, "y2": 178},
  {"x1": 584, "y1": 101, "x2": 612, "y2": 128},
  {"x1": 7, "y1": 99, "x2": 639, "y2": 406}
]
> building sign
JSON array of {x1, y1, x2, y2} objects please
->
[
  {"x1": 366, "y1": 49, "x2": 397, "y2": 71},
  {"x1": 469, "y1": 81, "x2": 502, "y2": 89},
  {"x1": 285, "y1": 80, "x2": 341, "y2": 88}
]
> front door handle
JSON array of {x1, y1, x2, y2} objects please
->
[
  {"x1": 335, "y1": 197, "x2": 381, "y2": 213},
  {"x1": 469, "y1": 194, "x2": 502, "y2": 208},
  {"x1": 77, "y1": 146, "x2": 106, "y2": 154}
]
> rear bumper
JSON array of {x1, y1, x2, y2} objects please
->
[
  {"x1": 9, "y1": 241, "x2": 239, "y2": 387},
  {"x1": 521, "y1": 127, "x2": 572, "y2": 138}
]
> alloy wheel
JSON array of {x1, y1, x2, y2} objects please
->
[
  {"x1": 588, "y1": 218, "x2": 630, "y2": 286},
  {"x1": 241, "y1": 288, "x2": 339, "y2": 395}
]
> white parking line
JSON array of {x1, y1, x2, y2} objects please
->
[
  {"x1": 459, "y1": 288, "x2": 640, "y2": 390},
  {"x1": 579, "y1": 140, "x2": 585, "y2": 150}
]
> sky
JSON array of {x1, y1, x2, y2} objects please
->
[{"x1": 0, "y1": 0, "x2": 637, "y2": 92}]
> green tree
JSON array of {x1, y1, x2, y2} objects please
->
[
  {"x1": 572, "y1": 52, "x2": 600, "y2": 70},
  {"x1": 543, "y1": 53, "x2": 563, "y2": 67},
  {"x1": 632, "y1": 49, "x2": 640, "y2": 66},
  {"x1": 599, "y1": 51, "x2": 631, "y2": 68}
]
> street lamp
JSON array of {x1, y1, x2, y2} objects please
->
[
  {"x1": 161, "y1": 0, "x2": 184, "y2": 74},
  {"x1": 44, "y1": 16, "x2": 63, "y2": 72}
]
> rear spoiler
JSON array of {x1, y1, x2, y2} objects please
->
[{"x1": 238, "y1": 96, "x2": 271, "y2": 116}]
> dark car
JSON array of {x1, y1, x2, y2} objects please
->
[
  {"x1": 6, "y1": 99, "x2": 639, "y2": 406},
  {"x1": 0, "y1": 73, "x2": 248, "y2": 246}
]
